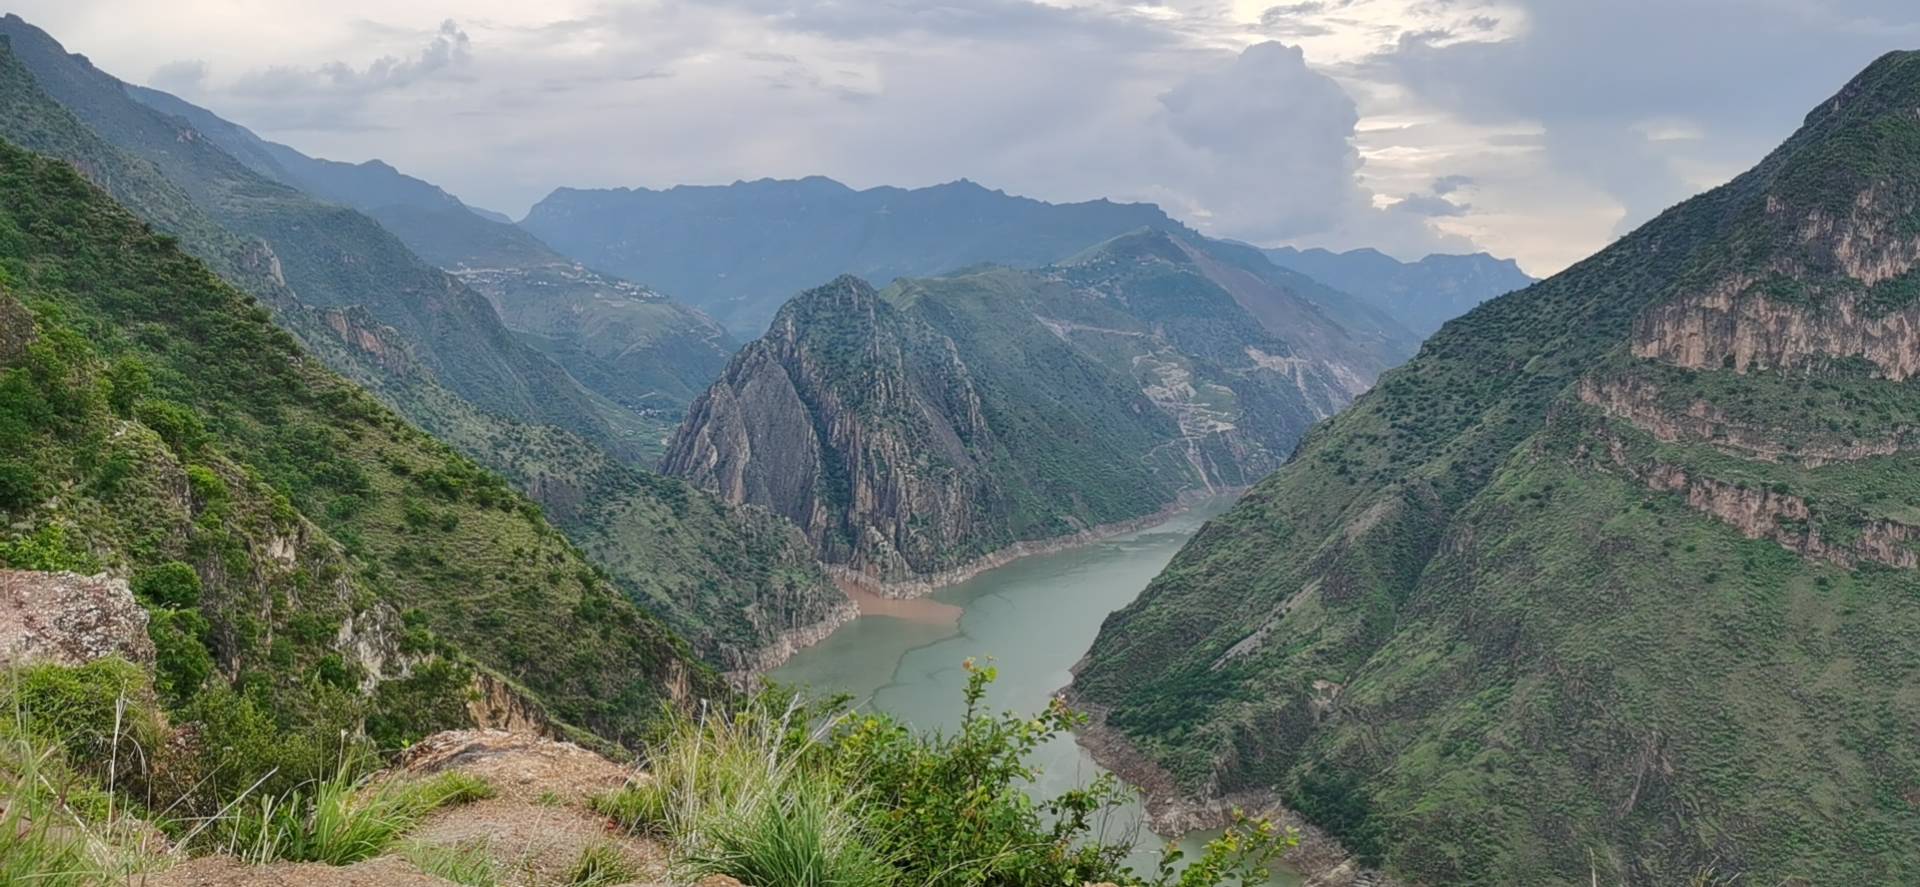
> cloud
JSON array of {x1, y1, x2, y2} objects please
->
[
  {"x1": 18, "y1": 0, "x2": 1912, "y2": 274},
  {"x1": 1352, "y1": 0, "x2": 1920, "y2": 239},
  {"x1": 233, "y1": 18, "x2": 471, "y2": 100},
  {"x1": 148, "y1": 59, "x2": 207, "y2": 94},
  {"x1": 1154, "y1": 41, "x2": 1361, "y2": 240}
]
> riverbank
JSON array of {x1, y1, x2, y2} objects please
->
[
  {"x1": 830, "y1": 487, "x2": 1243, "y2": 600},
  {"x1": 1064, "y1": 697, "x2": 1391, "y2": 887},
  {"x1": 737, "y1": 487, "x2": 1243, "y2": 680}
]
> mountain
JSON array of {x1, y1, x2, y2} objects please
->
[
  {"x1": 1264, "y1": 246, "x2": 1535, "y2": 335},
  {"x1": 0, "y1": 24, "x2": 844, "y2": 675},
  {"x1": 0, "y1": 135, "x2": 719, "y2": 751},
  {"x1": 126, "y1": 83, "x2": 735, "y2": 426},
  {"x1": 523, "y1": 176, "x2": 1209, "y2": 335},
  {"x1": 1070, "y1": 53, "x2": 1920, "y2": 884},
  {"x1": 0, "y1": 16, "x2": 654, "y2": 459},
  {"x1": 662, "y1": 229, "x2": 1402, "y2": 589}
]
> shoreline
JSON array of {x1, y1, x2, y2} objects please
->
[
  {"x1": 735, "y1": 486, "x2": 1239, "y2": 683},
  {"x1": 829, "y1": 486, "x2": 1242, "y2": 601},
  {"x1": 1064, "y1": 696, "x2": 1391, "y2": 887}
]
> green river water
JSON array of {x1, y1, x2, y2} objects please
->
[{"x1": 772, "y1": 497, "x2": 1302, "y2": 885}]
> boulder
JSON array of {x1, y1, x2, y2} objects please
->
[{"x1": 0, "y1": 570, "x2": 154, "y2": 667}]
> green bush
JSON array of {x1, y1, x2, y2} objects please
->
[
  {"x1": 104, "y1": 356, "x2": 150, "y2": 417},
  {"x1": 0, "y1": 457, "x2": 36, "y2": 510},
  {"x1": 616, "y1": 667, "x2": 1296, "y2": 887},
  {"x1": 148, "y1": 608, "x2": 215, "y2": 706},
  {"x1": 0, "y1": 523, "x2": 102, "y2": 572},
  {"x1": 134, "y1": 398, "x2": 206, "y2": 454},
  {"x1": 131, "y1": 561, "x2": 202, "y2": 609}
]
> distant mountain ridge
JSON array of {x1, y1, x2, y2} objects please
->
[
  {"x1": 1264, "y1": 245, "x2": 1535, "y2": 335},
  {"x1": 524, "y1": 176, "x2": 1206, "y2": 335}
]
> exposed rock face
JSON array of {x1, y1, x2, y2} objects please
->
[
  {"x1": 1594, "y1": 432, "x2": 1920, "y2": 569},
  {"x1": 0, "y1": 570, "x2": 154, "y2": 667},
  {"x1": 1633, "y1": 280, "x2": 1920, "y2": 379},
  {"x1": 664, "y1": 275, "x2": 1011, "y2": 587},
  {"x1": 665, "y1": 234, "x2": 1398, "y2": 591}
]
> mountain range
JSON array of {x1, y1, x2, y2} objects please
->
[
  {"x1": 1264, "y1": 246, "x2": 1535, "y2": 335},
  {"x1": 662, "y1": 228, "x2": 1405, "y2": 589},
  {"x1": 0, "y1": 18, "x2": 847, "y2": 678},
  {"x1": 1071, "y1": 49, "x2": 1920, "y2": 885},
  {"x1": 522, "y1": 176, "x2": 1249, "y2": 337}
]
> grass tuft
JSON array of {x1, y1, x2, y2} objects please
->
[
  {"x1": 218, "y1": 766, "x2": 493, "y2": 865},
  {"x1": 401, "y1": 838, "x2": 503, "y2": 886},
  {"x1": 564, "y1": 840, "x2": 638, "y2": 887}
]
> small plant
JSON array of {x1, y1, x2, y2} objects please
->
[
  {"x1": 218, "y1": 766, "x2": 493, "y2": 865},
  {"x1": 592, "y1": 777, "x2": 669, "y2": 835},
  {"x1": 402, "y1": 838, "x2": 503, "y2": 886},
  {"x1": 565, "y1": 840, "x2": 638, "y2": 887}
]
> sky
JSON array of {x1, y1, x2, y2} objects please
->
[{"x1": 11, "y1": 1, "x2": 1920, "y2": 276}]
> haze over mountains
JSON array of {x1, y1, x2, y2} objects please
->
[{"x1": 1264, "y1": 246, "x2": 1536, "y2": 336}]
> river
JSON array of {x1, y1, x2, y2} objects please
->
[{"x1": 772, "y1": 497, "x2": 1302, "y2": 885}]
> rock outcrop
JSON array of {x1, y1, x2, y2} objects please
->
[
  {"x1": 665, "y1": 234, "x2": 1398, "y2": 592},
  {"x1": 0, "y1": 570, "x2": 154, "y2": 667}
]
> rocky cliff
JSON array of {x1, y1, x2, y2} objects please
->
[{"x1": 665, "y1": 232, "x2": 1398, "y2": 590}]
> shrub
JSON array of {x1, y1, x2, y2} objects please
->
[
  {"x1": 135, "y1": 398, "x2": 205, "y2": 453},
  {"x1": 148, "y1": 607, "x2": 215, "y2": 706},
  {"x1": 218, "y1": 767, "x2": 493, "y2": 865},
  {"x1": 104, "y1": 356, "x2": 151, "y2": 417},
  {"x1": 0, "y1": 457, "x2": 36, "y2": 510},
  {"x1": 830, "y1": 660, "x2": 1138, "y2": 886},
  {"x1": 131, "y1": 561, "x2": 202, "y2": 609},
  {"x1": 0, "y1": 523, "x2": 102, "y2": 572}
]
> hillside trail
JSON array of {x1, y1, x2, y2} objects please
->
[{"x1": 141, "y1": 730, "x2": 731, "y2": 887}]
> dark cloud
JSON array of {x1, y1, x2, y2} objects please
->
[{"x1": 1430, "y1": 174, "x2": 1473, "y2": 195}]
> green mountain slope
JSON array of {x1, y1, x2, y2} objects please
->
[
  {"x1": 124, "y1": 83, "x2": 736, "y2": 426},
  {"x1": 1071, "y1": 53, "x2": 1920, "y2": 885},
  {"x1": 0, "y1": 137, "x2": 722, "y2": 750},
  {"x1": 0, "y1": 29, "x2": 842, "y2": 676},
  {"x1": 0, "y1": 16, "x2": 636, "y2": 455},
  {"x1": 663, "y1": 229, "x2": 1396, "y2": 587}
]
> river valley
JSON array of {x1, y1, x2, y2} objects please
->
[{"x1": 773, "y1": 496, "x2": 1302, "y2": 884}]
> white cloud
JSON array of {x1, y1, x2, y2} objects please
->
[{"x1": 7, "y1": 0, "x2": 1919, "y2": 276}]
